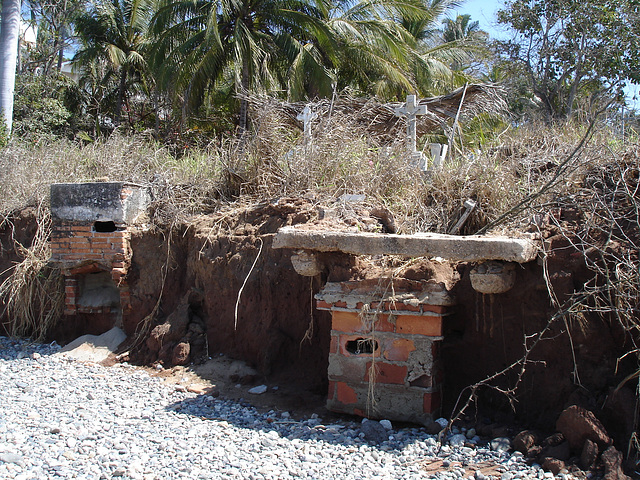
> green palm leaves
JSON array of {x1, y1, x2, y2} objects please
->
[{"x1": 74, "y1": 0, "x2": 484, "y2": 129}]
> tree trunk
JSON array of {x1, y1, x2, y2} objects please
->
[
  {"x1": 115, "y1": 66, "x2": 127, "y2": 126},
  {"x1": 0, "y1": 0, "x2": 22, "y2": 135},
  {"x1": 238, "y1": 60, "x2": 249, "y2": 134}
]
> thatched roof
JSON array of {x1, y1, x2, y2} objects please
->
[{"x1": 246, "y1": 84, "x2": 507, "y2": 139}]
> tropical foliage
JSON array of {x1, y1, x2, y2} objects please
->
[{"x1": 2, "y1": 0, "x2": 639, "y2": 139}]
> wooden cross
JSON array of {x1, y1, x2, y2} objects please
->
[
  {"x1": 297, "y1": 105, "x2": 318, "y2": 144},
  {"x1": 394, "y1": 95, "x2": 427, "y2": 154}
]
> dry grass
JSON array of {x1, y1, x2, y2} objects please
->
[
  {"x1": 0, "y1": 203, "x2": 64, "y2": 340},
  {"x1": 0, "y1": 99, "x2": 630, "y2": 236}
]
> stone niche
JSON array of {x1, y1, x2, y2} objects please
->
[
  {"x1": 49, "y1": 182, "x2": 150, "y2": 331},
  {"x1": 316, "y1": 280, "x2": 455, "y2": 426}
]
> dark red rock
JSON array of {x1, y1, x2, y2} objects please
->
[
  {"x1": 543, "y1": 432, "x2": 565, "y2": 447},
  {"x1": 172, "y1": 342, "x2": 190, "y2": 365},
  {"x1": 580, "y1": 439, "x2": 598, "y2": 470},
  {"x1": 541, "y1": 441, "x2": 571, "y2": 461},
  {"x1": 556, "y1": 405, "x2": 612, "y2": 452},
  {"x1": 513, "y1": 430, "x2": 538, "y2": 454},
  {"x1": 601, "y1": 446, "x2": 631, "y2": 480},
  {"x1": 542, "y1": 457, "x2": 566, "y2": 475}
]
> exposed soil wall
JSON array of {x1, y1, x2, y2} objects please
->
[{"x1": 0, "y1": 200, "x2": 636, "y2": 447}]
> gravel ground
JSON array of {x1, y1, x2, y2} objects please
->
[{"x1": 0, "y1": 337, "x2": 552, "y2": 480}]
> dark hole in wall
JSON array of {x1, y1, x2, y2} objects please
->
[
  {"x1": 345, "y1": 338, "x2": 379, "y2": 355},
  {"x1": 94, "y1": 221, "x2": 117, "y2": 233}
]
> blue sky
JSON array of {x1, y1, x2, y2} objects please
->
[{"x1": 455, "y1": 0, "x2": 507, "y2": 39}]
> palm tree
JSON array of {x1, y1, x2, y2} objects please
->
[
  {"x1": 74, "y1": 0, "x2": 155, "y2": 126},
  {"x1": 400, "y1": 0, "x2": 488, "y2": 96},
  {"x1": 150, "y1": 0, "x2": 335, "y2": 131},
  {"x1": 0, "y1": 0, "x2": 22, "y2": 135}
]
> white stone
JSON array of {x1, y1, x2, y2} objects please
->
[
  {"x1": 379, "y1": 420, "x2": 392, "y2": 430},
  {"x1": 248, "y1": 385, "x2": 268, "y2": 395},
  {"x1": 449, "y1": 434, "x2": 467, "y2": 447},
  {"x1": 435, "y1": 418, "x2": 449, "y2": 428}
]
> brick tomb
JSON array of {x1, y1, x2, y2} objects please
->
[
  {"x1": 316, "y1": 280, "x2": 454, "y2": 425},
  {"x1": 49, "y1": 182, "x2": 150, "y2": 329}
]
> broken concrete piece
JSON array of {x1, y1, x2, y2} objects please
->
[
  {"x1": 57, "y1": 327, "x2": 127, "y2": 363},
  {"x1": 469, "y1": 261, "x2": 517, "y2": 294},
  {"x1": 273, "y1": 226, "x2": 538, "y2": 263}
]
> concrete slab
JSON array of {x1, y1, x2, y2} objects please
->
[
  {"x1": 50, "y1": 182, "x2": 150, "y2": 224},
  {"x1": 273, "y1": 226, "x2": 538, "y2": 263}
]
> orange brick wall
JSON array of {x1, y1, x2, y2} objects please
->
[
  {"x1": 322, "y1": 306, "x2": 447, "y2": 425},
  {"x1": 52, "y1": 221, "x2": 133, "y2": 321}
]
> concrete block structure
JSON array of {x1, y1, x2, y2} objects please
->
[
  {"x1": 49, "y1": 182, "x2": 150, "y2": 328},
  {"x1": 316, "y1": 280, "x2": 454, "y2": 425}
]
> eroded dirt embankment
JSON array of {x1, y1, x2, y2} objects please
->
[{"x1": 0, "y1": 199, "x2": 636, "y2": 448}]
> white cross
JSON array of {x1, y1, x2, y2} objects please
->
[
  {"x1": 394, "y1": 95, "x2": 427, "y2": 154},
  {"x1": 297, "y1": 105, "x2": 318, "y2": 144}
]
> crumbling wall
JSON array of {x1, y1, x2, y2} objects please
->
[{"x1": 0, "y1": 201, "x2": 635, "y2": 442}]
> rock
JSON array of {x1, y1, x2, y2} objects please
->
[
  {"x1": 0, "y1": 452, "x2": 23, "y2": 465},
  {"x1": 513, "y1": 430, "x2": 537, "y2": 454},
  {"x1": 425, "y1": 420, "x2": 444, "y2": 435},
  {"x1": 490, "y1": 437, "x2": 512, "y2": 453},
  {"x1": 541, "y1": 441, "x2": 570, "y2": 461},
  {"x1": 556, "y1": 405, "x2": 612, "y2": 452},
  {"x1": 379, "y1": 419, "x2": 392, "y2": 430},
  {"x1": 112, "y1": 466, "x2": 127, "y2": 477},
  {"x1": 449, "y1": 434, "x2": 467, "y2": 447},
  {"x1": 466, "y1": 428, "x2": 477, "y2": 439},
  {"x1": 360, "y1": 420, "x2": 389, "y2": 444},
  {"x1": 172, "y1": 342, "x2": 190, "y2": 365},
  {"x1": 542, "y1": 457, "x2": 566, "y2": 475},
  {"x1": 580, "y1": 439, "x2": 598, "y2": 470},
  {"x1": 543, "y1": 432, "x2": 565, "y2": 446},
  {"x1": 248, "y1": 385, "x2": 268, "y2": 395},
  {"x1": 435, "y1": 418, "x2": 449, "y2": 428},
  {"x1": 601, "y1": 446, "x2": 631, "y2": 480}
]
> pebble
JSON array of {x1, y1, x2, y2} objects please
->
[
  {"x1": 0, "y1": 336, "x2": 543, "y2": 479},
  {"x1": 248, "y1": 385, "x2": 268, "y2": 395}
]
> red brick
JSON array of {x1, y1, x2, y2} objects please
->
[
  {"x1": 69, "y1": 264, "x2": 102, "y2": 275},
  {"x1": 383, "y1": 338, "x2": 416, "y2": 362},
  {"x1": 334, "y1": 301, "x2": 347, "y2": 308},
  {"x1": 365, "y1": 362, "x2": 407, "y2": 385},
  {"x1": 330, "y1": 335, "x2": 339, "y2": 354},
  {"x1": 72, "y1": 226, "x2": 92, "y2": 232},
  {"x1": 327, "y1": 380, "x2": 336, "y2": 400},
  {"x1": 112, "y1": 261, "x2": 126, "y2": 269},
  {"x1": 353, "y1": 408, "x2": 365, "y2": 417},
  {"x1": 422, "y1": 305, "x2": 448, "y2": 314},
  {"x1": 336, "y1": 382, "x2": 358, "y2": 405},
  {"x1": 399, "y1": 303, "x2": 421, "y2": 312},
  {"x1": 63, "y1": 308, "x2": 76, "y2": 316},
  {"x1": 65, "y1": 286, "x2": 76, "y2": 294},
  {"x1": 332, "y1": 311, "x2": 363, "y2": 333},
  {"x1": 423, "y1": 391, "x2": 442, "y2": 413},
  {"x1": 395, "y1": 315, "x2": 442, "y2": 336},
  {"x1": 316, "y1": 300, "x2": 331, "y2": 310}
]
